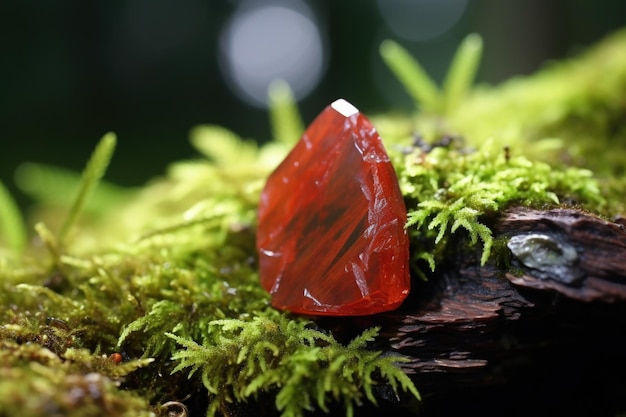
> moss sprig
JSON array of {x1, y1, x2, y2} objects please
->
[
  {"x1": 395, "y1": 140, "x2": 603, "y2": 269},
  {"x1": 0, "y1": 181, "x2": 27, "y2": 252},
  {"x1": 380, "y1": 40, "x2": 442, "y2": 112},
  {"x1": 168, "y1": 315, "x2": 419, "y2": 417},
  {"x1": 14, "y1": 162, "x2": 131, "y2": 215},
  {"x1": 381, "y1": 34, "x2": 483, "y2": 113},
  {"x1": 268, "y1": 79, "x2": 305, "y2": 146},
  {"x1": 442, "y1": 34, "x2": 483, "y2": 112},
  {"x1": 59, "y1": 132, "x2": 117, "y2": 245}
]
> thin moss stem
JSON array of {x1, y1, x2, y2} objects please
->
[
  {"x1": 380, "y1": 40, "x2": 442, "y2": 112},
  {"x1": 58, "y1": 132, "x2": 116, "y2": 245},
  {"x1": 0, "y1": 181, "x2": 27, "y2": 251},
  {"x1": 443, "y1": 33, "x2": 483, "y2": 112},
  {"x1": 268, "y1": 80, "x2": 304, "y2": 146}
]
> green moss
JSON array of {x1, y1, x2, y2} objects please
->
[
  {"x1": 382, "y1": 30, "x2": 626, "y2": 177},
  {"x1": 168, "y1": 316, "x2": 418, "y2": 417},
  {"x1": 378, "y1": 32, "x2": 621, "y2": 272},
  {"x1": 0, "y1": 181, "x2": 27, "y2": 252},
  {"x1": 1, "y1": 30, "x2": 626, "y2": 417},
  {"x1": 0, "y1": 336, "x2": 153, "y2": 417},
  {"x1": 0, "y1": 120, "x2": 417, "y2": 416},
  {"x1": 394, "y1": 139, "x2": 603, "y2": 270},
  {"x1": 448, "y1": 29, "x2": 626, "y2": 175}
]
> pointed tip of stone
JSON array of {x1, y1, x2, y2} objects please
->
[{"x1": 331, "y1": 99, "x2": 359, "y2": 117}]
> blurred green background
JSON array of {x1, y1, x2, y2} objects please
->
[{"x1": 2, "y1": 1, "x2": 625, "y2": 207}]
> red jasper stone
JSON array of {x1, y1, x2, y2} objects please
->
[{"x1": 256, "y1": 99, "x2": 410, "y2": 316}]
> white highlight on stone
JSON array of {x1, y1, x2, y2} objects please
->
[{"x1": 331, "y1": 99, "x2": 359, "y2": 117}]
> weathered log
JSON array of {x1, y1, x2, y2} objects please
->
[{"x1": 376, "y1": 207, "x2": 626, "y2": 415}]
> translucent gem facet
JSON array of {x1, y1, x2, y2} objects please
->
[{"x1": 256, "y1": 99, "x2": 410, "y2": 316}]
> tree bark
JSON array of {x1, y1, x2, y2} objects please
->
[{"x1": 380, "y1": 207, "x2": 626, "y2": 416}]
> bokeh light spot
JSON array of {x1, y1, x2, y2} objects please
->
[{"x1": 219, "y1": 1, "x2": 326, "y2": 108}]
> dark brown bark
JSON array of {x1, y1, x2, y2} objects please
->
[{"x1": 377, "y1": 207, "x2": 626, "y2": 416}]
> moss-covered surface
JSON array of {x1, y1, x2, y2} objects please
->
[{"x1": 1, "y1": 29, "x2": 625, "y2": 416}]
